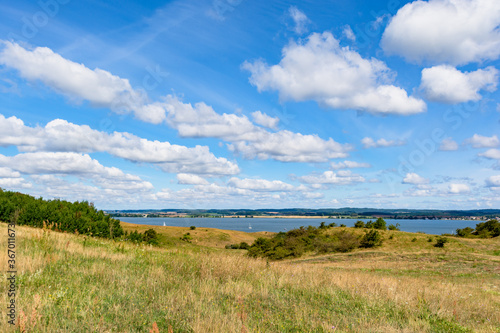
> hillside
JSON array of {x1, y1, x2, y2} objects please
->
[{"x1": 1, "y1": 221, "x2": 499, "y2": 332}]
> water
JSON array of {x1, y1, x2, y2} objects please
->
[{"x1": 118, "y1": 217, "x2": 481, "y2": 235}]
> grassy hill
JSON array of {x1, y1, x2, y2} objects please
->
[{"x1": 1, "y1": 222, "x2": 499, "y2": 332}]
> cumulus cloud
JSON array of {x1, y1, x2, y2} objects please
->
[
  {"x1": 228, "y1": 130, "x2": 350, "y2": 162},
  {"x1": 479, "y1": 149, "x2": 500, "y2": 160},
  {"x1": 465, "y1": 134, "x2": 500, "y2": 148},
  {"x1": 0, "y1": 41, "x2": 166, "y2": 124},
  {"x1": 288, "y1": 6, "x2": 311, "y2": 34},
  {"x1": 361, "y1": 137, "x2": 405, "y2": 149},
  {"x1": 0, "y1": 42, "x2": 351, "y2": 164},
  {"x1": 227, "y1": 177, "x2": 295, "y2": 192},
  {"x1": 448, "y1": 183, "x2": 471, "y2": 194},
  {"x1": 243, "y1": 32, "x2": 426, "y2": 115},
  {"x1": 167, "y1": 96, "x2": 351, "y2": 163},
  {"x1": 382, "y1": 0, "x2": 500, "y2": 65},
  {"x1": 299, "y1": 170, "x2": 365, "y2": 185},
  {"x1": 251, "y1": 111, "x2": 279, "y2": 129},
  {"x1": 439, "y1": 138, "x2": 459, "y2": 151},
  {"x1": 330, "y1": 160, "x2": 371, "y2": 170},
  {"x1": 0, "y1": 114, "x2": 239, "y2": 176},
  {"x1": 420, "y1": 65, "x2": 498, "y2": 103},
  {"x1": 402, "y1": 172, "x2": 429, "y2": 185},
  {"x1": 485, "y1": 175, "x2": 500, "y2": 187},
  {"x1": 177, "y1": 173, "x2": 210, "y2": 185},
  {"x1": 0, "y1": 152, "x2": 154, "y2": 192}
]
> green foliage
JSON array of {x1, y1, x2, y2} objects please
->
[
  {"x1": 190, "y1": 226, "x2": 196, "y2": 230},
  {"x1": 354, "y1": 220, "x2": 365, "y2": 228},
  {"x1": 248, "y1": 225, "x2": 361, "y2": 260},
  {"x1": 434, "y1": 237, "x2": 448, "y2": 248},
  {"x1": 128, "y1": 231, "x2": 143, "y2": 243},
  {"x1": 143, "y1": 229, "x2": 159, "y2": 245},
  {"x1": 0, "y1": 188, "x2": 123, "y2": 239},
  {"x1": 411, "y1": 237, "x2": 417, "y2": 242},
  {"x1": 388, "y1": 223, "x2": 400, "y2": 231},
  {"x1": 455, "y1": 220, "x2": 500, "y2": 238},
  {"x1": 360, "y1": 230, "x2": 383, "y2": 248},
  {"x1": 373, "y1": 218, "x2": 387, "y2": 230},
  {"x1": 225, "y1": 242, "x2": 250, "y2": 250},
  {"x1": 180, "y1": 233, "x2": 192, "y2": 243}
]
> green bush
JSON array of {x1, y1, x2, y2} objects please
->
[
  {"x1": 180, "y1": 233, "x2": 192, "y2": 243},
  {"x1": 354, "y1": 220, "x2": 365, "y2": 228},
  {"x1": 143, "y1": 228, "x2": 159, "y2": 245},
  {"x1": 434, "y1": 236, "x2": 448, "y2": 248},
  {"x1": 373, "y1": 218, "x2": 387, "y2": 230},
  {"x1": 388, "y1": 223, "x2": 400, "y2": 231},
  {"x1": 190, "y1": 226, "x2": 196, "y2": 230},
  {"x1": 360, "y1": 230, "x2": 383, "y2": 248},
  {"x1": 455, "y1": 220, "x2": 500, "y2": 238}
]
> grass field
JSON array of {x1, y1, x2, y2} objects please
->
[{"x1": 1, "y1": 222, "x2": 499, "y2": 332}]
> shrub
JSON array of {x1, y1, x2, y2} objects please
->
[
  {"x1": 143, "y1": 229, "x2": 159, "y2": 245},
  {"x1": 388, "y1": 223, "x2": 400, "y2": 231},
  {"x1": 328, "y1": 222, "x2": 337, "y2": 228},
  {"x1": 373, "y1": 218, "x2": 387, "y2": 230},
  {"x1": 456, "y1": 220, "x2": 500, "y2": 238},
  {"x1": 180, "y1": 233, "x2": 192, "y2": 243},
  {"x1": 411, "y1": 237, "x2": 417, "y2": 242},
  {"x1": 434, "y1": 236, "x2": 448, "y2": 248},
  {"x1": 427, "y1": 237, "x2": 433, "y2": 242},
  {"x1": 354, "y1": 220, "x2": 365, "y2": 228},
  {"x1": 360, "y1": 230, "x2": 383, "y2": 248},
  {"x1": 190, "y1": 226, "x2": 196, "y2": 230}
]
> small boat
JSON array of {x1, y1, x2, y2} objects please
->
[
  {"x1": 163, "y1": 221, "x2": 166, "y2": 227},
  {"x1": 248, "y1": 223, "x2": 252, "y2": 230}
]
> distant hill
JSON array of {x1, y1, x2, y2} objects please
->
[{"x1": 107, "y1": 208, "x2": 500, "y2": 219}]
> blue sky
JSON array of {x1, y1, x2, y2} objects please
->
[{"x1": 0, "y1": 0, "x2": 499, "y2": 210}]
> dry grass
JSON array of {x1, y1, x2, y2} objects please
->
[{"x1": 0, "y1": 223, "x2": 499, "y2": 332}]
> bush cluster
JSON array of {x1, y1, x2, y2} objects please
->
[
  {"x1": 125, "y1": 229, "x2": 159, "y2": 245},
  {"x1": 354, "y1": 218, "x2": 390, "y2": 230},
  {"x1": 225, "y1": 242, "x2": 250, "y2": 250},
  {"x1": 247, "y1": 224, "x2": 380, "y2": 260},
  {"x1": 0, "y1": 189, "x2": 123, "y2": 239},
  {"x1": 455, "y1": 220, "x2": 500, "y2": 238}
]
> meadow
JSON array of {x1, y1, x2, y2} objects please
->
[{"x1": 0, "y1": 221, "x2": 498, "y2": 332}]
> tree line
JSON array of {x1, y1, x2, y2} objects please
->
[{"x1": 0, "y1": 189, "x2": 123, "y2": 239}]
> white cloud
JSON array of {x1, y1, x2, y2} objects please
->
[
  {"x1": 288, "y1": 6, "x2": 311, "y2": 35},
  {"x1": 439, "y1": 138, "x2": 459, "y2": 151},
  {"x1": 479, "y1": 149, "x2": 500, "y2": 160},
  {"x1": 485, "y1": 175, "x2": 500, "y2": 187},
  {"x1": 420, "y1": 65, "x2": 498, "y2": 103},
  {"x1": 0, "y1": 114, "x2": 239, "y2": 176},
  {"x1": 465, "y1": 134, "x2": 500, "y2": 148},
  {"x1": 361, "y1": 137, "x2": 405, "y2": 149},
  {"x1": 227, "y1": 177, "x2": 295, "y2": 192},
  {"x1": 402, "y1": 172, "x2": 429, "y2": 185},
  {"x1": 382, "y1": 0, "x2": 500, "y2": 65},
  {"x1": 0, "y1": 152, "x2": 154, "y2": 192},
  {"x1": 177, "y1": 173, "x2": 210, "y2": 185},
  {"x1": 228, "y1": 130, "x2": 350, "y2": 162},
  {"x1": 330, "y1": 160, "x2": 371, "y2": 170},
  {"x1": 251, "y1": 111, "x2": 279, "y2": 129},
  {"x1": 299, "y1": 170, "x2": 365, "y2": 185},
  {"x1": 342, "y1": 25, "x2": 356, "y2": 41},
  {"x1": 448, "y1": 183, "x2": 471, "y2": 194},
  {"x1": 0, "y1": 41, "x2": 165, "y2": 124},
  {"x1": 243, "y1": 32, "x2": 426, "y2": 115},
  {"x1": 0, "y1": 42, "x2": 352, "y2": 165}
]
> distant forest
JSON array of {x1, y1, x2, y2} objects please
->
[
  {"x1": 109, "y1": 207, "x2": 500, "y2": 219},
  {"x1": 0, "y1": 189, "x2": 123, "y2": 238}
]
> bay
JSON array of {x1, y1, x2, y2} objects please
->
[{"x1": 118, "y1": 217, "x2": 481, "y2": 235}]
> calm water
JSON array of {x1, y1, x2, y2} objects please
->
[{"x1": 118, "y1": 217, "x2": 481, "y2": 235}]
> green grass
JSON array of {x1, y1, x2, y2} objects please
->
[{"x1": 1, "y1": 223, "x2": 499, "y2": 332}]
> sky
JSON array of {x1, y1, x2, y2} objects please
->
[{"x1": 0, "y1": 0, "x2": 499, "y2": 210}]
